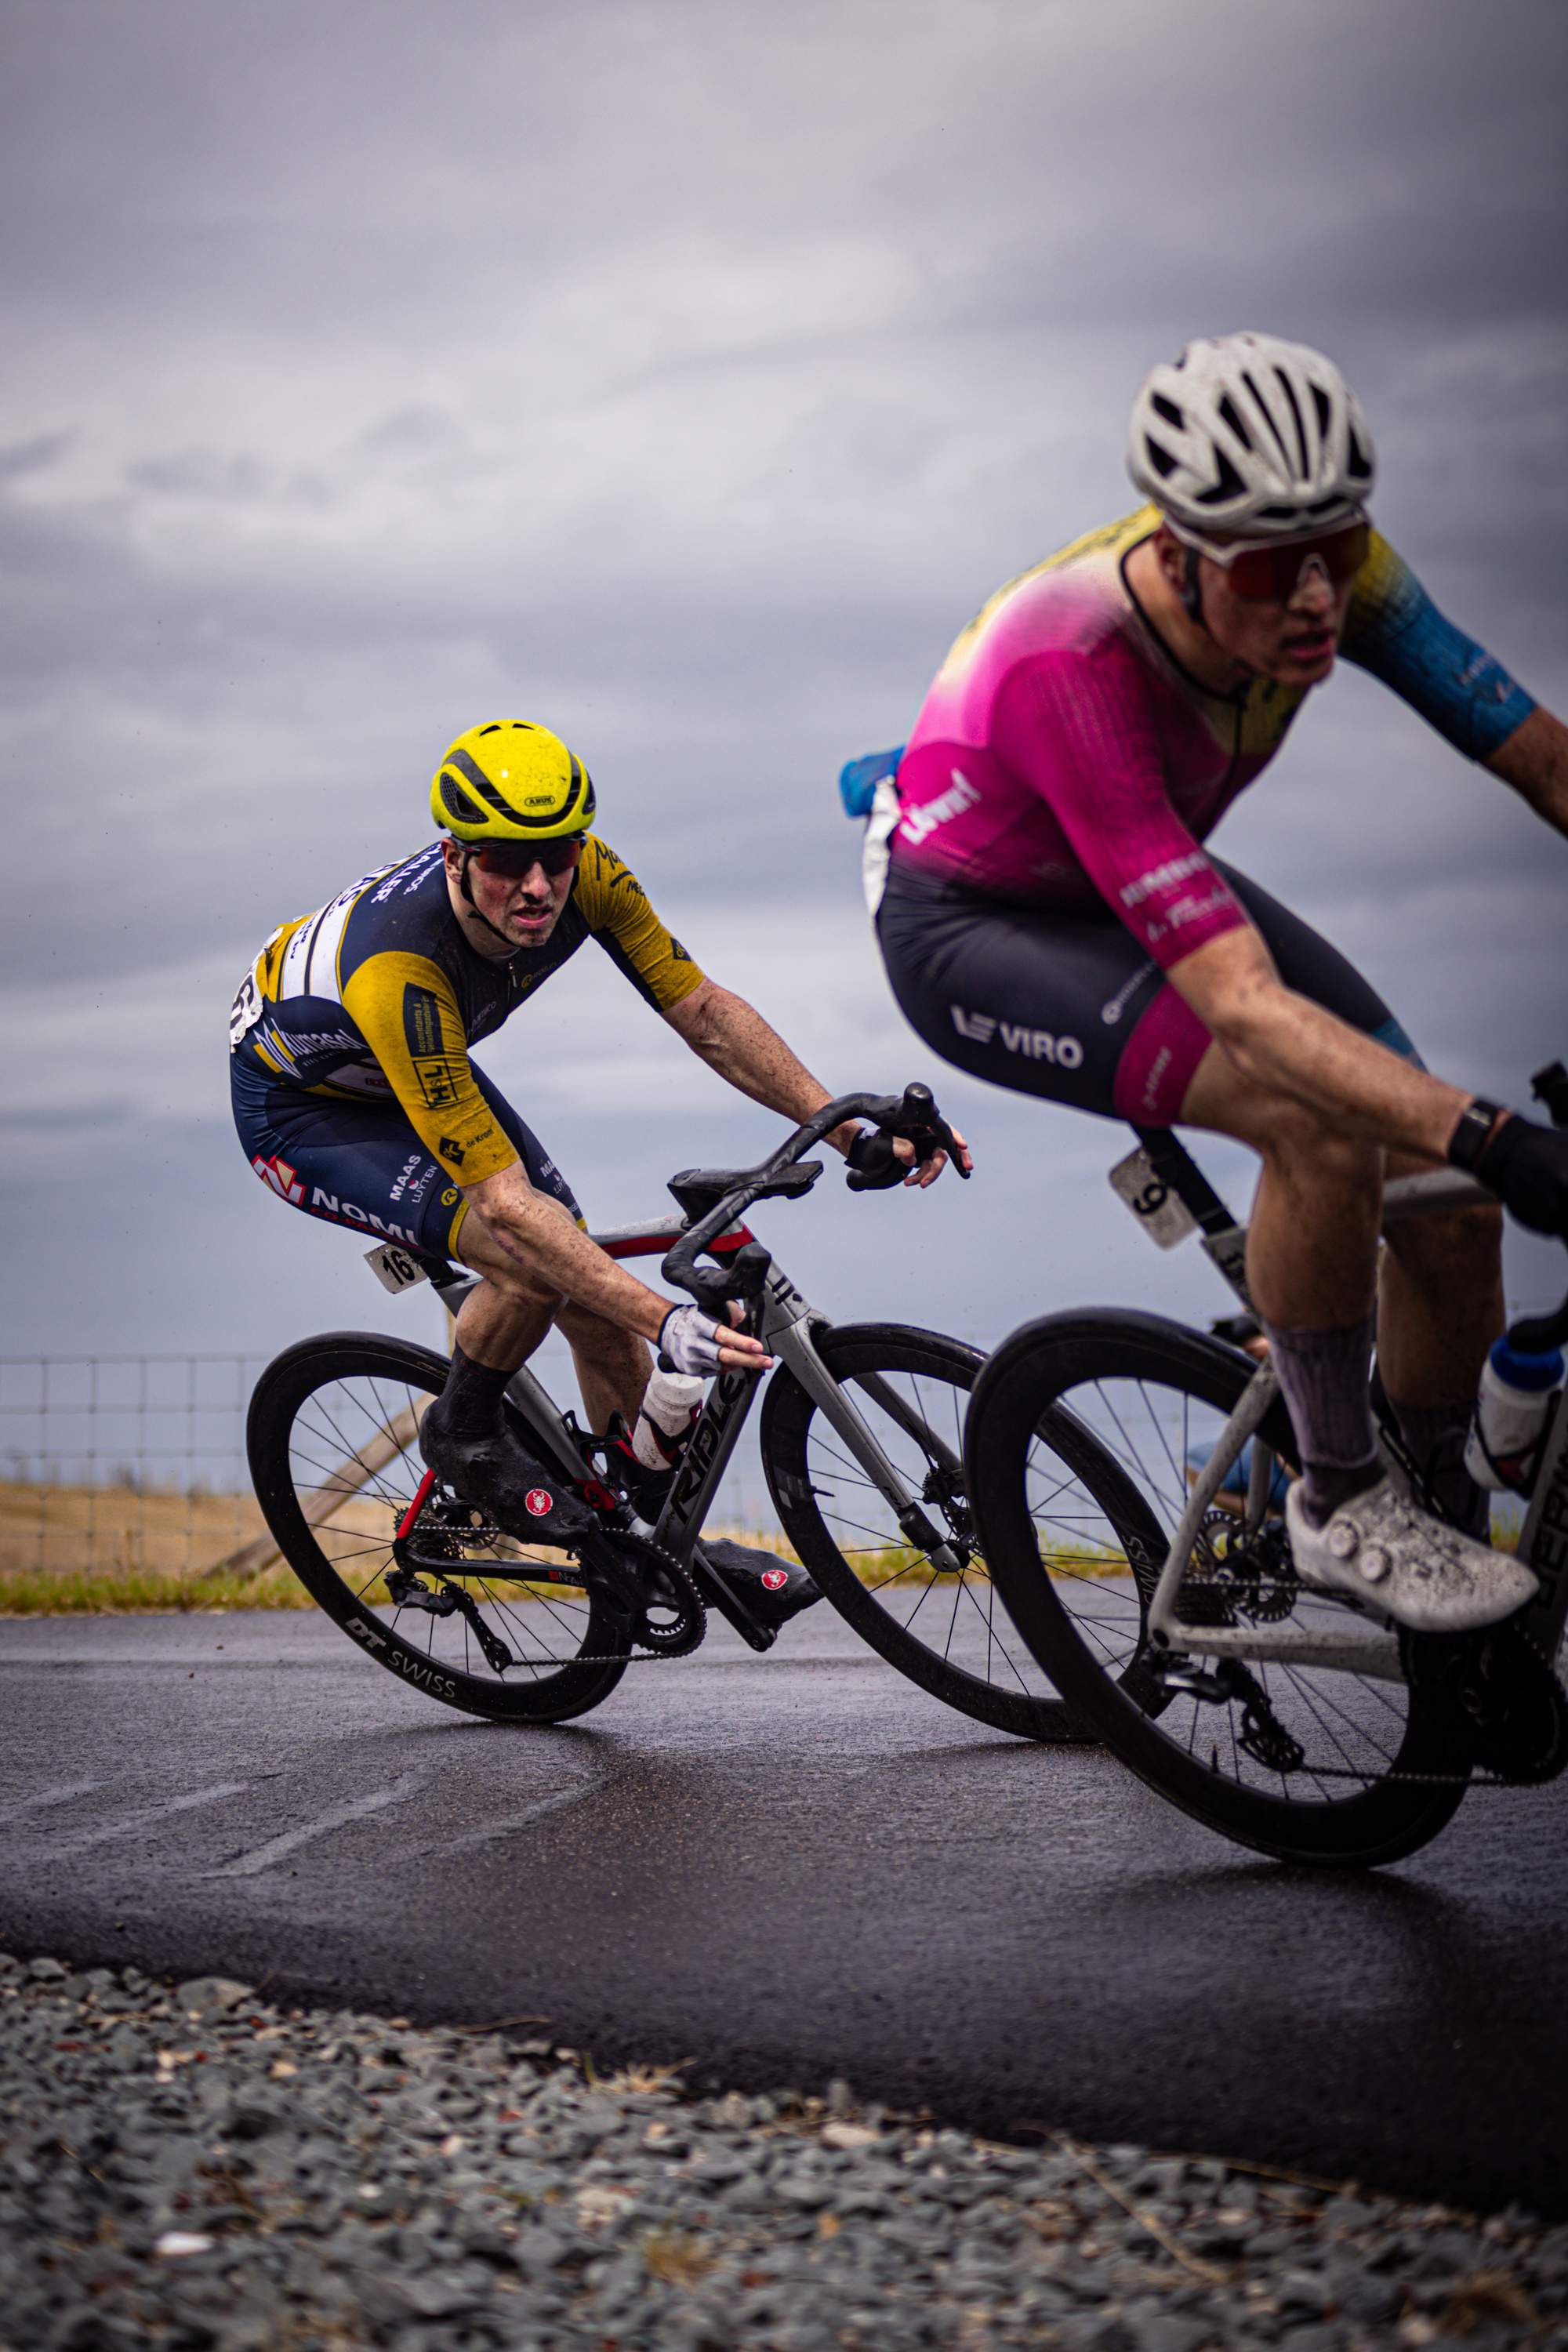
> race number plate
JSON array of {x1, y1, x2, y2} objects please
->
[
  {"x1": 365, "y1": 1242, "x2": 428, "y2": 1294},
  {"x1": 1108, "y1": 1145, "x2": 1200, "y2": 1251}
]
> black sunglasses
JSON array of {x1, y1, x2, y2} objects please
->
[{"x1": 465, "y1": 837, "x2": 584, "y2": 880}]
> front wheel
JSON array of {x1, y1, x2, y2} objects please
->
[
  {"x1": 246, "y1": 1334, "x2": 631, "y2": 1723},
  {"x1": 762, "y1": 1322, "x2": 1115, "y2": 1740},
  {"x1": 964, "y1": 1310, "x2": 1471, "y2": 1865}
]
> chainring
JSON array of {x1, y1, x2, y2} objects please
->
[
  {"x1": 1401, "y1": 1622, "x2": 1568, "y2": 1786},
  {"x1": 582, "y1": 1526, "x2": 706, "y2": 1658}
]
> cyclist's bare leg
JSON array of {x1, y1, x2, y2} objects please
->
[
  {"x1": 554, "y1": 1301, "x2": 652, "y2": 1435},
  {"x1": 455, "y1": 1195, "x2": 649, "y2": 1432},
  {"x1": 1179, "y1": 1047, "x2": 1381, "y2": 1325},
  {"x1": 1180, "y1": 1049, "x2": 1502, "y2": 1385},
  {"x1": 1181, "y1": 1047, "x2": 1504, "y2": 1526},
  {"x1": 1377, "y1": 1152, "x2": 1504, "y2": 1408}
]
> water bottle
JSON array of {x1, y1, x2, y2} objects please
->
[
  {"x1": 1463, "y1": 1337, "x2": 1565, "y2": 1490},
  {"x1": 632, "y1": 1368, "x2": 704, "y2": 1472}
]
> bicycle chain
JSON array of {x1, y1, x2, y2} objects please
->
[{"x1": 391, "y1": 1496, "x2": 706, "y2": 1666}]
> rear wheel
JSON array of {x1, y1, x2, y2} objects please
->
[
  {"x1": 247, "y1": 1334, "x2": 630, "y2": 1723},
  {"x1": 762, "y1": 1322, "x2": 1139, "y2": 1741},
  {"x1": 964, "y1": 1310, "x2": 1471, "y2": 1864}
]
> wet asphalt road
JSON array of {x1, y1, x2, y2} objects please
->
[{"x1": 3, "y1": 1610, "x2": 1567, "y2": 2219}]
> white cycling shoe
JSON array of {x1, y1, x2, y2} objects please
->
[{"x1": 1285, "y1": 1473, "x2": 1537, "y2": 1634}]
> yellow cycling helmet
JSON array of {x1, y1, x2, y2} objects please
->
[{"x1": 430, "y1": 720, "x2": 597, "y2": 843}]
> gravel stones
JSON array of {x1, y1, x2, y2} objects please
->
[{"x1": 0, "y1": 1944, "x2": 1562, "y2": 2349}]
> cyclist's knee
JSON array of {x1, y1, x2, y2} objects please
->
[{"x1": 1216, "y1": 1087, "x2": 1381, "y2": 1192}]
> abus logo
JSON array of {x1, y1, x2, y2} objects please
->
[
  {"x1": 524, "y1": 1490, "x2": 553, "y2": 1517},
  {"x1": 950, "y1": 1007, "x2": 1083, "y2": 1068}
]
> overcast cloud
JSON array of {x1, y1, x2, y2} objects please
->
[{"x1": 3, "y1": 0, "x2": 1566, "y2": 1393}]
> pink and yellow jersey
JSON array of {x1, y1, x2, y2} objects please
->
[{"x1": 891, "y1": 505, "x2": 1534, "y2": 969}]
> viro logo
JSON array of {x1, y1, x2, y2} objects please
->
[{"x1": 949, "y1": 1006, "x2": 1083, "y2": 1068}]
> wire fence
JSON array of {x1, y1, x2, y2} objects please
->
[
  {"x1": 0, "y1": 1356, "x2": 273, "y2": 1581},
  {"x1": 0, "y1": 1346, "x2": 782, "y2": 1600}
]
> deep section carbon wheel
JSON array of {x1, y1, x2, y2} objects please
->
[
  {"x1": 762, "y1": 1321, "x2": 1142, "y2": 1741},
  {"x1": 964, "y1": 1310, "x2": 1471, "y2": 1864},
  {"x1": 247, "y1": 1333, "x2": 630, "y2": 1723}
]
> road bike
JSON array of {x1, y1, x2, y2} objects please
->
[
  {"x1": 247, "y1": 1086, "x2": 1121, "y2": 1736},
  {"x1": 961, "y1": 1068, "x2": 1568, "y2": 1868}
]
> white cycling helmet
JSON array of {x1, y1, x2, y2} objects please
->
[{"x1": 1127, "y1": 332, "x2": 1375, "y2": 537}]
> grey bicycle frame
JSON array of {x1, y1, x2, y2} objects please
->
[
  {"x1": 1142, "y1": 1167, "x2": 1568, "y2": 1677},
  {"x1": 423, "y1": 1210, "x2": 965, "y2": 1599}
]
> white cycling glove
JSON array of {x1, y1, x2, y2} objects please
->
[{"x1": 657, "y1": 1305, "x2": 730, "y2": 1377}]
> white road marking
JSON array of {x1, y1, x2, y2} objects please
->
[
  {"x1": 412, "y1": 1769, "x2": 620, "y2": 1857},
  {"x1": 210, "y1": 1767, "x2": 435, "y2": 1878},
  {"x1": 52, "y1": 1783, "x2": 255, "y2": 1855},
  {"x1": 0, "y1": 1781, "x2": 101, "y2": 1828}
]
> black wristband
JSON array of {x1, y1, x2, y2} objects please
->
[{"x1": 1447, "y1": 1098, "x2": 1504, "y2": 1173}]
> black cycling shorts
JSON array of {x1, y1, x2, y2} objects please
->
[
  {"x1": 875, "y1": 855, "x2": 1420, "y2": 1126},
  {"x1": 230, "y1": 1057, "x2": 583, "y2": 1261}
]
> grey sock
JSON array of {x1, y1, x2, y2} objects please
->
[
  {"x1": 1390, "y1": 1398, "x2": 1491, "y2": 1538},
  {"x1": 1261, "y1": 1314, "x2": 1381, "y2": 1530}
]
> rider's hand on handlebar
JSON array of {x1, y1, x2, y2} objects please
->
[
  {"x1": 657, "y1": 1302, "x2": 773, "y2": 1377},
  {"x1": 844, "y1": 1123, "x2": 972, "y2": 1192},
  {"x1": 1471, "y1": 1115, "x2": 1568, "y2": 1239},
  {"x1": 892, "y1": 1120, "x2": 971, "y2": 1189}
]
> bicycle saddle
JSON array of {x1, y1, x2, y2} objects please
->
[{"x1": 666, "y1": 1162, "x2": 822, "y2": 1221}]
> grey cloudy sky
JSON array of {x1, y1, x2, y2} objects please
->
[{"x1": 4, "y1": 0, "x2": 1566, "y2": 1392}]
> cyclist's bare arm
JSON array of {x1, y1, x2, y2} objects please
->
[
  {"x1": 1486, "y1": 706, "x2": 1568, "y2": 833},
  {"x1": 1174, "y1": 925, "x2": 1475, "y2": 1163},
  {"x1": 661, "y1": 976, "x2": 971, "y2": 1187},
  {"x1": 458, "y1": 1160, "x2": 769, "y2": 1370}
]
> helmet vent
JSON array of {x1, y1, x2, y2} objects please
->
[
  {"x1": 1348, "y1": 426, "x2": 1372, "y2": 481},
  {"x1": 1272, "y1": 372, "x2": 1308, "y2": 477},
  {"x1": 1216, "y1": 394, "x2": 1251, "y2": 450},
  {"x1": 1196, "y1": 449, "x2": 1247, "y2": 506},
  {"x1": 1143, "y1": 437, "x2": 1178, "y2": 479},
  {"x1": 1311, "y1": 383, "x2": 1333, "y2": 436},
  {"x1": 439, "y1": 773, "x2": 486, "y2": 824},
  {"x1": 1151, "y1": 392, "x2": 1183, "y2": 428}
]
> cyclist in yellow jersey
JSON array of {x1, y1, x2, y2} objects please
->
[{"x1": 232, "y1": 720, "x2": 967, "y2": 1529}]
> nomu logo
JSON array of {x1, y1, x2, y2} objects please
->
[
  {"x1": 950, "y1": 1007, "x2": 1083, "y2": 1068},
  {"x1": 439, "y1": 1138, "x2": 466, "y2": 1166},
  {"x1": 524, "y1": 1490, "x2": 553, "y2": 1517},
  {"x1": 898, "y1": 767, "x2": 982, "y2": 847},
  {"x1": 251, "y1": 1152, "x2": 304, "y2": 1205}
]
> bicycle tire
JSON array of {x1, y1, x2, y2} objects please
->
[
  {"x1": 247, "y1": 1333, "x2": 630, "y2": 1724},
  {"x1": 761, "y1": 1321, "x2": 1142, "y2": 1741},
  {"x1": 965, "y1": 1309, "x2": 1471, "y2": 1866}
]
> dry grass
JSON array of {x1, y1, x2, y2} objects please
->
[{"x1": 0, "y1": 1479, "x2": 806, "y2": 1617}]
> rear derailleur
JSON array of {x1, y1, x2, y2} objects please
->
[{"x1": 1147, "y1": 1651, "x2": 1306, "y2": 1774}]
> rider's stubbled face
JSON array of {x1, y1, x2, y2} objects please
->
[
  {"x1": 443, "y1": 840, "x2": 576, "y2": 955},
  {"x1": 1199, "y1": 552, "x2": 1351, "y2": 687}
]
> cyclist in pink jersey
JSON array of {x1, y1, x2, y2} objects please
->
[{"x1": 869, "y1": 332, "x2": 1568, "y2": 1635}]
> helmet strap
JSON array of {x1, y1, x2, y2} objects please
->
[
  {"x1": 456, "y1": 850, "x2": 523, "y2": 953},
  {"x1": 1179, "y1": 541, "x2": 1208, "y2": 632}
]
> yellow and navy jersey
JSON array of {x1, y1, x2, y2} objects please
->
[{"x1": 230, "y1": 838, "x2": 706, "y2": 1186}]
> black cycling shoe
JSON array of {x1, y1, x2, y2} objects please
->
[
  {"x1": 419, "y1": 1401, "x2": 598, "y2": 1542},
  {"x1": 701, "y1": 1537, "x2": 822, "y2": 1628}
]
